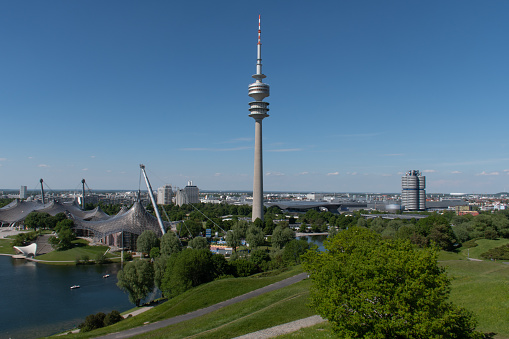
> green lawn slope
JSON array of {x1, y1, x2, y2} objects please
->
[
  {"x1": 0, "y1": 238, "x2": 15, "y2": 255},
  {"x1": 134, "y1": 279, "x2": 314, "y2": 339},
  {"x1": 36, "y1": 239, "x2": 118, "y2": 263},
  {"x1": 60, "y1": 266, "x2": 305, "y2": 338}
]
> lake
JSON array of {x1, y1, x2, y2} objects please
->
[
  {"x1": 297, "y1": 234, "x2": 327, "y2": 251},
  {"x1": 0, "y1": 256, "x2": 134, "y2": 338}
]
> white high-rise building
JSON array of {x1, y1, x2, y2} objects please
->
[
  {"x1": 175, "y1": 181, "x2": 199, "y2": 206},
  {"x1": 20, "y1": 186, "x2": 27, "y2": 199},
  {"x1": 401, "y1": 170, "x2": 426, "y2": 211},
  {"x1": 157, "y1": 184, "x2": 173, "y2": 205}
]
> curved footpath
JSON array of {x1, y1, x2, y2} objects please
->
[
  {"x1": 96, "y1": 272, "x2": 309, "y2": 339},
  {"x1": 234, "y1": 315, "x2": 326, "y2": 339}
]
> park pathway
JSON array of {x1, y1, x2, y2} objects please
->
[
  {"x1": 234, "y1": 315, "x2": 326, "y2": 338},
  {"x1": 95, "y1": 272, "x2": 309, "y2": 339}
]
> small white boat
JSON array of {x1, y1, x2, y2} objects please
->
[
  {"x1": 103, "y1": 274, "x2": 110, "y2": 278},
  {"x1": 70, "y1": 285, "x2": 80, "y2": 289}
]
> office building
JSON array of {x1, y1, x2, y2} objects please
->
[
  {"x1": 157, "y1": 184, "x2": 173, "y2": 205},
  {"x1": 401, "y1": 170, "x2": 426, "y2": 211},
  {"x1": 19, "y1": 186, "x2": 27, "y2": 199},
  {"x1": 175, "y1": 181, "x2": 199, "y2": 206}
]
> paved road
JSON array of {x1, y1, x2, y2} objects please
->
[{"x1": 96, "y1": 272, "x2": 309, "y2": 339}]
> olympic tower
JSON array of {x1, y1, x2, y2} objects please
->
[{"x1": 248, "y1": 15, "x2": 270, "y2": 222}]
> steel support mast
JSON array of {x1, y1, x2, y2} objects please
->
[{"x1": 140, "y1": 164, "x2": 166, "y2": 235}]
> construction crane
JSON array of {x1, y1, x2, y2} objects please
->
[{"x1": 140, "y1": 164, "x2": 166, "y2": 235}]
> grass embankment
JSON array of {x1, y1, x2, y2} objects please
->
[
  {"x1": 283, "y1": 240, "x2": 509, "y2": 339},
  {"x1": 61, "y1": 266, "x2": 305, "y2": 338},
  {"x1": 460, "y1": 238, "x2": 509, "y2": 260},
  {"x1": 36, "y1": 239, "x2": 119, "y2": 264},
  {"x1": 134, "y1": 279, "x2": 313, "y2": 339},
  {"x1": 442, "y1": 259, "x2": 509, "y2": 338},
  {"x1": 0, "y1": 238, "x2": 15, "y2": 255}
]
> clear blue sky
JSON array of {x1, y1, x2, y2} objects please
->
[{"x1": 1, "y1": 1, "x2": 509, "y2": 194}]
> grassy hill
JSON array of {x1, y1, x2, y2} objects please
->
[{"x1": 51, "y1": 239, "x2": 509, "y2": 338}]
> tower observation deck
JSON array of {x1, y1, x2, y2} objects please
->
[{"x1": 249, "y1": 15, "x2": 270, "y2": 222}]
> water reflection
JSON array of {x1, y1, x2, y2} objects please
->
[
  {"x1": 0, "y1": 256, "x2": 133, "y2": 339},
  {"x1": 297, "y1": 234, "x2": 327, "y2": 251}
]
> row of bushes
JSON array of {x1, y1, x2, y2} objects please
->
[{"x1": 78, "y1": 310, "x2": 123, "y2": 332}]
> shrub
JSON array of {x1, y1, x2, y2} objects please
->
[
  {"x1": 231, "y1": 258, "x2": 258, "y2": 277},
  {"x1": 95, "y1": 253, "x2": 107, "y2": 264},
  {"x1": 79, "y1": 312, "x2": 106, "y2": 332},
  {"x1": 76, "y1": 255, "x2": 91, "y2": 265},
  {"x1": 462, "y1": 239, "x2": 478, "y2": 249},
  {"x1": 123, "y1": 251, "x2": 133, "y2": 261},
  {"x1": 79, "y1": 310, "x2": 123, "y2": 332},
  {"x1": 480, "y1": 244, "x2": 509, "y2": 260},
  {"x1": 103, "y1": 310, "x2": 123, "y2": 326}
]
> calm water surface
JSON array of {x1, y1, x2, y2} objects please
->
[
  {"x1": 0, "y1": 256, "x2": 133, "y2": 339},
  {"x1": 297, "y1": 234, "x2": 327, "y2": 251}
]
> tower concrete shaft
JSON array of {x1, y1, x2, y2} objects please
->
[
  {"x1": 252, "y1": 118, "x2": 264, "y2": 221},
  {"x1": 248, "y1": 15, "x2": 270, "y2": 222}
]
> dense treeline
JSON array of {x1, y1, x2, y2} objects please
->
[
  {"x1": 85, "y1": 202, "x2": 123, "y2": 216},
  {"x1": 0, "y1": 198, "x2": 14, "y2": 208},
  {"x1": 117, "y1": 223, "x2": 309, "y2": 304}
]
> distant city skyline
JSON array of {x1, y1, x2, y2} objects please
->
[{"x1": 1, "y1": 1, "x2": 509, "y2": 193}]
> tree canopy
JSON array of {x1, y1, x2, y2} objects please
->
[
  {"x1": 136, "y1": 230, "x2": 160, "y2": 254},
  {"x1": 303, "y1": 227, "x2": 483, "y2": 338},
  {"x1": 160, "y1": 231, "x2": 181, "y2": 256},
  {"x1": 271, "y1": 225, "x2": 295, "y2": 249},
  {"x1": 117, "y1": 260, "x2": 154, "y2": 306}
]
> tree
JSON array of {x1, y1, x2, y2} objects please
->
[
  {"x1": 178, "y1": 219, "x2": 203, "y2": 238},
  {"x1": 153, "y1": 255, "x2": 169, "y2": 291},
  {"x1": 271, "y1": 225, "x2": 295, "y2": 249},
  {"x1": 264, "y1": 217, "x2": 275, "y2": 235},
  {"x1": 188, "y1": 236, "x2": 209, "y2": 250},
  {"x1": 136, "y1": 230, "x2": 160, "y2": 254},
  {"x1": 225, "y1": 229, "x2": 241, "y2": 253},
  {"x1": 117, "y1": 260, "x2": 154, "y2": 306},
  {"x1": 149, "y1": 247, "x2": 160, "y2": 259},
  {"x1": 24, "y1": 212, "x2": 53, "y2": 230},
  {"x1": 246, "y1": 224, "x2": 264, "y2": 249},
  {"x1": 282, "y1": 239, "x2": 310, "y2": 265},
  {"x1": 160, "y1": 231, "x2": 181, "y2": 256},
  {"x1": 103, "y1": 310, "x2": 123, "y2": 326},
  {"x1": 48, "y1": 220, "x2": 76, "y2": 251},
  {"x1": 303, "y1": 227, "x2": 483, "y2": 338},
  {"x1": 161, "y1": 249, "x2": 215, "y2": 297},
  {"x1": 79, "y1": 312, "x2": 106, "y2": 332},
  {"x1": 231, "y1": 258, "x2": 258, "y2": 277}
]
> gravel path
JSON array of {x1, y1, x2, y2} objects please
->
[
  {"x1": 96, "y1": 273, "x2": 309, "y2": 339},
  {"x1": 235, "y1": 315, "x2": 326, "y2": 339}
]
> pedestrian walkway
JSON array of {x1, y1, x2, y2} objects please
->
[
  {"x1": 235, "y1": 315, "x2": 326, "y2": 338},
  {"x1": 36, "y1": 234, "x2": 53, "y2": 255}
]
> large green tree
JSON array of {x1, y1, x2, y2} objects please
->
[
  {"x1": 136, "y1": 230, "x2": 160, "y2": 254},
  {"x1": 225, "y1": 229, "x2": 241, "y2": 253},
  {"x1": 117, "y1": 260, "x2": 154, "y2": 306},
  {"x1": 160, "y1": 231, "x2": 181, "y2": 256},
  {"x1": 48, "y1": 219, "x2": 76, "y2": 251},
  {"x1": 271, "y1": 225, "x2": 295, "y2": 249},
  {"x1": 161, "y1": 249, "x2": 216, "y2": 297},
  {"x1": 246, "y1": 224, "x2": 264, "y2": 249},
  {"x1": 303, "y1": 227, "x2": 483, "y2": 338},
  {"x1": 188, "y1": 236, "x2": 209, "y2": 250}
]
